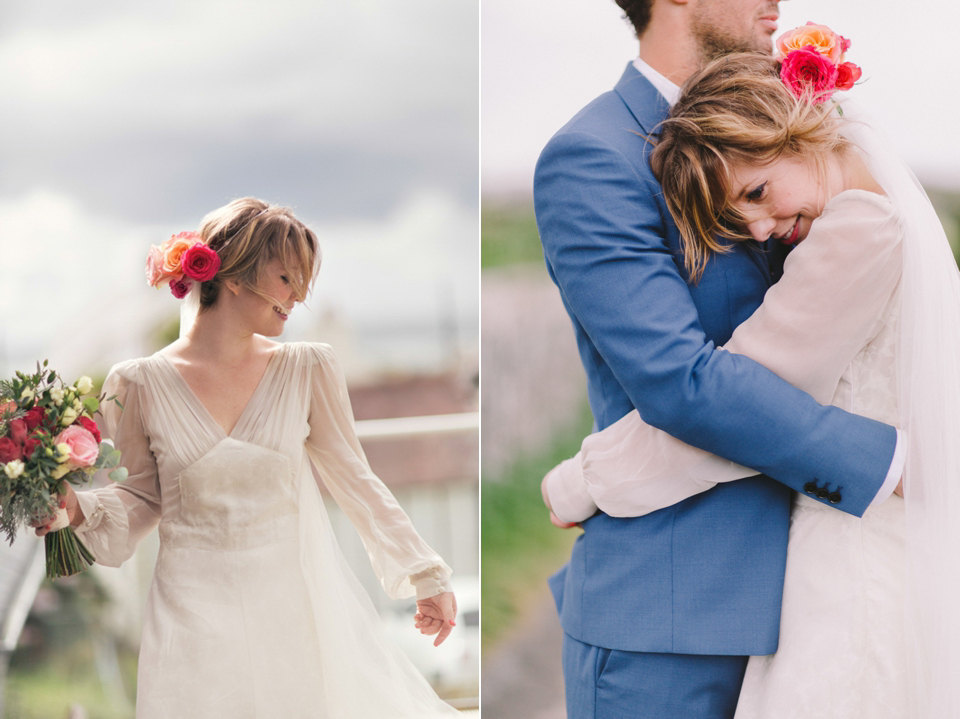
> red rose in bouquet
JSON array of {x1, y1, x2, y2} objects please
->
[
  {"x1": 0, "y1": 437, "x2": 20, "y2": 463},
  {"x1": 77, "y1": 416, "x2": 102, "y2": 444}
]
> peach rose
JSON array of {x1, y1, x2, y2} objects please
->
[
  {"x1": 777, "y1": 22, "x2": 845, "y2": 64},
  {"x1": 160, "y1": 232, "x2": 200, "y2": 277},
  {"x1": 54, "y1": 425, "x2": 99, "y2": 469}
]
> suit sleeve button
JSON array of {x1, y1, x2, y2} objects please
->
[
  {"x1": 803, "y1": 482, "x2": 818, "y2": 494},
  {"x1": 816, "y1": 488, "x2": 830, "y2": 499},
  {"x1": 828, "y1": 492, "x2": 842, "y2": 504}
]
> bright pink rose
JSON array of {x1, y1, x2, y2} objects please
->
[
  {"x1": 0, "y1": 437, "x2": 21, "y2": 463},
  {"x1": 780, "y1": 47, "x2": 839, "y2": 103},
  {"x1": 23, "y1": 407, "x2": 45, "y2": 432},
  {"x1": 181, "y1": 243, "x2": 221, "y2": 282},
  {"x1": 54, "y1": 425, "x2": 99, "y2": 469},
  {"x1": 169, "y1": 277, "x2": 194, "y2": 299},
  {"x1": 835, "y1": 61, "x2": 862, "y2": 91},
  {"x1": 8, "y1": 419, "x2": 27, "y2": 446},
  {"x1": 77, "y1": 416, "x2": 102, "y2": 444}
]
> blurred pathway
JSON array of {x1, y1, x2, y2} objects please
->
[{"x1": 481, "y1": 589, "x2": 567, "y2": 719}]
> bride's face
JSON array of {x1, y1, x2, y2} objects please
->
[
  {"x1": 727, "y1": 153, "x2": 843, "y2": 244},
  {"x1": 230, "y1": 258, "x2": 299, "y2": 337}
]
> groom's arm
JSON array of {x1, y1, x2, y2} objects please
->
[{"x1": 534, "y1": 130, "x2": 897, "y2": 517}]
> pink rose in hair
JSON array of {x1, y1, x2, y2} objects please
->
[
  {"x1": 780, "y1": 47, "x2": 839, "y2": 103},
  {"x1": 181, "y1": 243, "x2": 221, "y2": 282},
  {"x1": 54, "y1": 425, "x2": 99, "y2": 469},
  {"x1": 169, "y1": 277, "x2": 194, "y2": 299},
  {"x1": 146, "y1": 244, "x2": 166, "y2": 287},
  {"x1": 834, "y1": 62, "x2": 862, "y2": 91}
]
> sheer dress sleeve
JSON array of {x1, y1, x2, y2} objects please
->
[
  {"x1": 73, "y1": 361, "x2": 162, "y2": 566},
  {"x1": 547, "y1": 190, "x2": 904, "y2": 522},
  {"x1": 303, "y1": 344, "x2": 452, "y2": 600}
]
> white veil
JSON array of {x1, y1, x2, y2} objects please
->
[
  {"x1": 179, "y1": 282, "x2": 201, "y2": 339},
  {"x1": 840, "y1": 98, "x2": 960, "y2": 716}
]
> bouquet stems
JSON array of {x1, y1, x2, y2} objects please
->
[{"x1": 44, "y1": 526, "x2": 95, "y2": 579}]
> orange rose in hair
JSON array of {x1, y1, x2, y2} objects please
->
[
  {"x1": 160, "y1": 231, "x2": 201, "y2": 277},
  {"x1": 777, "y1": 22, "x2": 846, "y2": 64}
]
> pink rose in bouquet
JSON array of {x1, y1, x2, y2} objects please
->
[
  {"x1": 780, "y1": 47, "x2": 839, "y2": 103},
  {"x1": 8, "y1": 419, "x2": 28, "y2": 446},
  {"x1": 777, "y1": 22, "x2": 846, "y2": 63},
  {"x1": 181, "y1": 243, "x2": 221, "y2": 282},
  {"x1": 54, "y1": 425, "x2": 100, "y2": 469},
  {"x1": 76, "y1": 416, "x2": 102, "y2": 444}
]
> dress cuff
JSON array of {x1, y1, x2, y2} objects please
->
[
  {"x1": 410, "y1": 566, "x2": 452, "y2": 601},
  {"x1": 545, "y1": 453, "x2": 598, "y2": 524},
  {"x1": 73, "y1": 491, "x2": 107, "y2": 533}
]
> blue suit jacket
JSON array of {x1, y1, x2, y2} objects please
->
[{"x1": 534, "y1": 64, "x2": 898, "y2": 656}]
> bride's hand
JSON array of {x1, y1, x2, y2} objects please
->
[
  {"x1": 541, "y1": 471, "x2": 578, "y2": 529},
  {"x1": 31, "y1": 485, "x2": 81, "y2": 537},
  {"x1": 414, "y1": 591, "x2": 457, "y2": 647}
]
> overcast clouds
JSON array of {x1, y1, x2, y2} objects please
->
[
  {"x1": 0, "y1": 0, "x2": 478, "y2": 379},
  {"x1": 482, "y1": 0, "x2": 960, "y2": 196}
]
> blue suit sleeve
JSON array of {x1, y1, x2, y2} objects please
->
[{"x1": 534, "y1": 130, "x2": 896, "y2": 517}]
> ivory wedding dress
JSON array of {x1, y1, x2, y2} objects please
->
[{"x1": 73, "y1": 342, "x2": 459, "y2": 718}]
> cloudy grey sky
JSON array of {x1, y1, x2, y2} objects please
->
[
  {"x1": 0, "y1": 0, "x2": 478, "y2": 379},
  {"x1": 482, "y1": 0, "x2": 960, "y2": 196}
]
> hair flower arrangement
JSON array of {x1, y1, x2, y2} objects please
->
[
  {"x1": 145, "y1": 231, "x2": 221, "y2": 298},
  {"x1": 776, "y1": 22, "x2": 862, "y2": 104}
]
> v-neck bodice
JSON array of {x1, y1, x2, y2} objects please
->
[{"x1": 153, "y1": 347, "x2": 284, "y2": 440}]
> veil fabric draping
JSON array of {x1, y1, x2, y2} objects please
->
[{"x1": 841, "y1": 99, "x2": 960, "y2": 717}]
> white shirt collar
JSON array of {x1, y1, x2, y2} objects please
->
[{"x1": 632, "y1": 56, "x2": 681, "y2": 107}]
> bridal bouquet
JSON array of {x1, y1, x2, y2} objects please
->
[{"x1": 0, "y1": 361, "x2": 127, "y2": 579}]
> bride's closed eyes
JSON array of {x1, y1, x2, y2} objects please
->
[{"x1": 746, "y1": 182, "x2": 767, "y2": 202}]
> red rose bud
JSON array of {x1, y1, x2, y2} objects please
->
[
  {"x1": 169, "y1": 277, "x2": 194, "y2": 299},
  {"x1": 0, "y1": 437, "x2": 21, "y2": 463},
  {"x1": 835, "y1": 62, "x2": 862, "y2": 91},
  {"x1": 21, "y1": 438, "x2": 39, "y2": 459},
  {"x1": 8, "y1": 419, "x2": 27, "y2": 446},
  {"x1": 77, "y1": 416, "x2": 102, "y2": 444},
  {"x1": 181, "y1": 243, "x2": 221, "y2": 283},
  {"x1": 23, "y1": 406, "x2": 45, "y2": 432}
]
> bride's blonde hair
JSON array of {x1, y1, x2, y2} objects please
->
[
  {"x1": 651, "y1": 53, "x2": 849, "y2": 281},
  {"x1": 197, "y1": 197, "x2": 320, "y2": 311}
]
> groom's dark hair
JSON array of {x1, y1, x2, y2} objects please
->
[{"x1": 614, "y1": 0, "x2": 654, "y2": 37}]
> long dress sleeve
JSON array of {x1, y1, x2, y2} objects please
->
[
  {"x1": 303, "y1": 344, "x2": 452, "y2": 600},
  {"x1": 547, "y1": 190, "x2": 904, "y2": 522},
  {"x1": 73, "y1": 361, "x2": 162, "y2": 566}
]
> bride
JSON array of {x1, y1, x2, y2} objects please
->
[
  {"x1": 35, "y1": 198, "x2": 460, "y2": 718},
  {"x1": 543, "y1": 52, "x2": 960, "y2": 717}
]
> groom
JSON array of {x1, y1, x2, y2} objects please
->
[{"x1": 534, "y1": 1, "x2": 903, "y2": 717}]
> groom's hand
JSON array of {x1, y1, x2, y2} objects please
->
[{"x1": 541, "y1": 473, "x2": 578, "y2": 529}]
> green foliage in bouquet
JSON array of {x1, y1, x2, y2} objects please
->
[{"x1": 0, "y1": 361, "x2": 126, "y2": 579}]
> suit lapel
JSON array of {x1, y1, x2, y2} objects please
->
[{"x1": 613, "y1": 63, "x2": 672, "y2": 136}]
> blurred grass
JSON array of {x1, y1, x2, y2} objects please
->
[
  {"x1": 5, "y1": 643, "x2": 136, "y2": 719},
  {"x1": 480, "y1": 403, "x2": 593, "y2": 652},
  {"x1": 481, "y1": 203, "x2": 544, "y2": 269}
]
